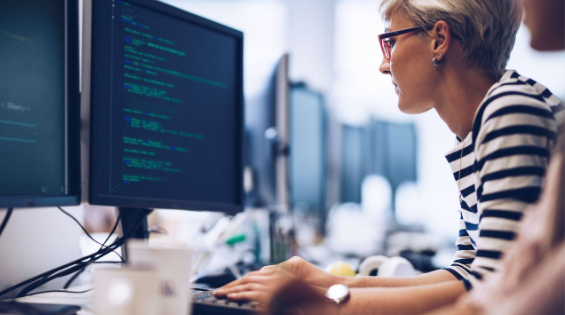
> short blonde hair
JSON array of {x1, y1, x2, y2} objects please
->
[{"x1": 379, "y1": 0, "x2": 521, "y2": 78}]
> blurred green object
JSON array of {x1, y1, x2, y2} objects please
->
[{"x1": 225, "y1": 234, "x2": 247, "y2": 246}]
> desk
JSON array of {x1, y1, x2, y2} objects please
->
[
  {"x1": 15, "y1": 285, "x2": 93, "y2": 315},
  {"x1": 15, "y1": 285, "x2": 258, "y2": 315}
]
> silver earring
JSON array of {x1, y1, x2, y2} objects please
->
[{"x1": 432, "y1": 56, "x2": 443, "y2": 67}]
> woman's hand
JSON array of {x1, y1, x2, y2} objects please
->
[
  {"x1": 213, "y1": 265, "x2": 297, "y2": 303},
  {"x1": 213, "y1": 256, "x2": 339, "y2": 303},
  {"x1": 276, "y1": 256, "x2": 340, "y2": 288}
]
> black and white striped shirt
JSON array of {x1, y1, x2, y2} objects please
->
[{"x1": 443, "y1": 70, "x2": 564, "y2": 290}]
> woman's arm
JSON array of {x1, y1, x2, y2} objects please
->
[
  {"x1": 338, "y1": 281, "x2": 466, "y2": 315},
  {"x1": 265, "y1": 278, "x2": 468, "y2": 315},
  {"x1": 341, "y1": 269, "x2": 459, "y2": 288},
  {"x1": 216, "y1": 256, "x2": 460, "y2": 297},
  {"x1": 259, "y1": 277, "x2": 467, "y2": 315}
]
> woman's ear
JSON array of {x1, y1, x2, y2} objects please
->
[{"x1": 431, "y1": 20, "x2": 452, "y2": 61}]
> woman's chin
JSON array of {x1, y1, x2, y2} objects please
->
[
  {"x1": 397, "y1": 101, "x2": 416, "y2": 114},
  {"x1": 398, "y1": 101, "x2": 431, "y2": 115}
]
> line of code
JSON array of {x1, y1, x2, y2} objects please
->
[{"x1": 110, "y1": 0, "x2": 227, "y2": 193}]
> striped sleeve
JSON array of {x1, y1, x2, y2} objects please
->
[
  {"x1": 443, "y1": 214, "x2": 476, "y2": 290},
  {"x1": 467, "y1": 89, "x2": 558, "y2": 287}
]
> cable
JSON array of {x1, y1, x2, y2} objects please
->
[
  {"x1": 101, "y1": 213, "x2": 122, "y2": 250},
  {"x1": 58, "y1": 206, "x2": 124, "y2": 262},
  {"x1": 0, "y1": 208, "x2": 14, "y2": 239},
  {"x1": 0, "y1": 210, "x2": 151, "y2": 299},
  {"x1": 15, "y1": 211, "x2": 149, "y2": 297},
  {"x1": 17, "y1": 225, "x2": 132, "y2": 297},
  {"x1": 20, "y1": 288, "x2": 92, "y2": 298},
  {"x1": 63, "y1": 213, "x2": 123, "y2": 289},
  {"x1": 15, "y1": 211, "x2": 142, "y2": 296}
]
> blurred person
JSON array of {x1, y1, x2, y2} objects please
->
[
  {"x1": 215, "y1": 0, "x2": 564, "y2": 314},
  {"x1": 523, "y1": 0, "x2": 565, "y2": 51}
]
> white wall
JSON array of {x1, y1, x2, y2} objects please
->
[{"x1": 287, "y1": 0, "x2": 336, "y2": 94}]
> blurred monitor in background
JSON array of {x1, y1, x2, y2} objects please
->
[
  {"x1": 339, "y1": 119, "x2": 418, "y2": 212},
  {"x1": 370, "y1": 120, "x2": 418, "y2": 213},
  {"x1": 289, "y1": 83, "x2": 328, "y2": 235},
  {"x1": 245, "y1": 54, "x2": 290, "y2": 210},
  {"x1": 339, "y1": 124, "x2": 370, "y2": 203}
]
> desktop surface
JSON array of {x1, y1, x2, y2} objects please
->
[
  {"x1": 0, "y1": 302, "x2": 80, "y2": 315},
  {"x1": 13, "y1": 285, "x2": 260, "y2": 315}
]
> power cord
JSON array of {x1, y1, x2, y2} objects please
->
[
  {"x1": 63, "y1": 212, "x2": 123, "y2": 289},
  {"x1": 57, "y1": 207, "x2": 125, "y2": 262},
  {"x1": 0, "y1": 208, "x2": 14, "y2": 239},
  {"x1": 20, "y1": 288, "x2": 93, "y2": 298},
  {"x1": 15, "y1": 213, "x2": 143, "y2": 298},
  {"x1": 0, "y1": 210, "x2": 151, "y2": 299}
]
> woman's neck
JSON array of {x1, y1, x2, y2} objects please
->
[{"x1": 434, "y1": 69, "x2": 498, "y2": 139}]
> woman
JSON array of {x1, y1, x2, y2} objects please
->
[
  {"x1": 214, "y1": 0, "x2": 563, "y2": 314},
  {"x1": 420, "y1": 0, "x2": 565, "y2": 314}
]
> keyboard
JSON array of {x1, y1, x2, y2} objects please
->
[{"x1": 192, "y1": 290, "x2": 262, "y2": 315}]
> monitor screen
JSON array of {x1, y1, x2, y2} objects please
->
[
  {"x1": 0, "y1": 0, "x2": 80, "y2": 207},
  {"x1": 339, "y1": 125, "x2": 370, "y2": 203},
  {"x1": 290, "y1": 86, "x2": 326, "y2": 214},
  {"x1": 89, "y1": 0, "x2": 244, "y2": 213},
  {"x1": 244, "y1": 54, "x2": 290, "y2": 209},
  {"x1": 244, "y1": 73, "x2": 277, "y2": 207},
  {"x1": 370, "y1": 120, "x2": 418, "y2": 191}
]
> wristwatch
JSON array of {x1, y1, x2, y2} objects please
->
[{"x1": 325, "y1": 284, "x2": 350, "y2": 305}]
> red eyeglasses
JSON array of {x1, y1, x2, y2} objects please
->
[{"x1": 378, "y1": 26, "x2": 434, "y2": 60}]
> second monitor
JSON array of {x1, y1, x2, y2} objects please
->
[{"x1": 87, "y1": 0, "x2": 244, "y2": 216}]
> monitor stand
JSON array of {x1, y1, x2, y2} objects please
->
[{"x1": 118, "y1": 208, "x2": 152, "y2": 262}]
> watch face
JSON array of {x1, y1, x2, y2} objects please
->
[{"x1": 326, "y1": 284, "x2": 349, "y2": 300}]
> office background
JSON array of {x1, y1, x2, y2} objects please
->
[
  {"x1": 1, "y1": 0, "x2": 564, "y2": 293},
  {"x1": 155, "y1": 0, "x2": 565, "y2": 240}
]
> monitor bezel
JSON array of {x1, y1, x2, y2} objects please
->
[
  {"x1": 88, "y1": 0, "x2": 245, "y2": 214},
  {"x1": 0, "y1": 0, "x2": 82, "y2": 208}
]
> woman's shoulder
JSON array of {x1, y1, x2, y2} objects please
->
[
  {"x1": 471, "y1": 71, "x2": 563, "y2": 145},
  {"x1": 486, "y1": 70, "x2": 560, "y2": 108},
  {"x1": 476, "y1": 72, "x2": 561, "y2": 127}
]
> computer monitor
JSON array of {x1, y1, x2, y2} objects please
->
[
  {"x1": 370, "y1": 119, "x2": 418, "y2": 212},
  {"x1": 0, "y1": 0, "x2": 81, "y2": 208},
  {"x1": 339, "y1": 120, "x2": 418, "y2": 208},
  {"x1": 340, "y1": 124, "x2": 371, "y2": 203},
  {"x1": 245, "y1": 54, "x2": 291, "y2": 210},
  {"x1": 289, "y1": 83, "x2": 327, "y2": 231},
  {"x1": 363, "y1": 119, "x2": 418, "y2": 217},
  {"x1": 86, "y1": 0, "x2": 244, "y2": 238}
]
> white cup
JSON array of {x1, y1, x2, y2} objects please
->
[
  {"x1": 127, "y1": 240, "x2": 193, "y2": 315},
  {"x1": 94, "y1": 267, "x2": 160, "y2": 315},
  {"x1": 358, "y1": 255, "x2": 415, "y2": 277}
]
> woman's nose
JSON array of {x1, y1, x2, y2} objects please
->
[{"x1": 379, "y1": 58, "x2": 391, "y2": 75}]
